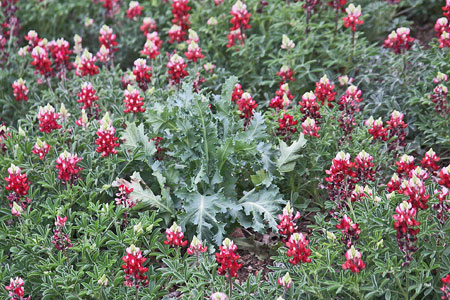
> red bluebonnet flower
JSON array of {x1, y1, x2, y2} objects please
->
[
  {"x1": 354, "y1": 150, "x2": 375, "y2": 184},
  {"x1": 5, "y1": 164, "x2": 29, "y2": 197},
  {"x1": 38, "y1": 104, "x2": 61, "y2": 134},
  {"x1": 216, "y1": 238, "x2": 242, "y2": 277},
  {"x1": 227, "y1": 0, "x2": 251, "y2": 48},
  {"x1": 98, "y1": 25, "x2": 118, "y2": 52},
  {"x1": 25, "y1": 30, "x2": 42, "y2": 49},
  {"x1": 77, "y1": 82, "x2": 99, "y2": 111},
  {"x1": 74, "y1": 49, "x2": 99, "y2": 77},
  {"x1": 386, "y1": 110, "x2": 408, "y2": 154},
  {"x1": 434, "y1": 72, "x2": 448, "y2": 84},
  {"x1": 276, "y1": 65, "x2": 295, "y2": 85},
  {"x1": 164, "y1": 222, "x2": 188, "y2": 247},
  {"x1": 231, "y1": 83, "x2": 243, "y2": 103},
  {"x1": 281, "y1": 34, "x2": 295, "y2": 50},
  {"x1": 123, "y1": 85, "x2": 146, "y2": 114},
  {"x1": 126, "y1": 1, "x2": 143, "y2": 20},
  {"x1": 277, "y1": 203, "x2": 300, "y2": 243},
  {"x1": 30, "y1": 45, "x2": 53, "y2": 77},
  {"x1": 338, "y1": 75, "x2": 353, "y2": 86},
  {"x1": 95, "y1": 113, "x2": 119, "y2": 157},
  {"x1": 439, "y1": 165, "x2": 450, "y2": 189},
  {"x1": 299, "y1": 91, "x2": 321, "y2": 122},
  {"x1": 115, "y1": 184, "x2": 135, "y2": 208},
  {"x1": 401, "y1": 173, "x2": 430, "y2": 210},
  {"x1": 236, "y1": 92, "x2": 258, "y2": 126},
  {"x1": 387, "y1": 172, "x2": 402, "y2": 193},
  {"x1": 32, "y1": 138, "x2": 50, "y2": 160},
  {"x1": 277, "y1": 272, "x2": 292, "y2": 290},
  {"x1": 442, "y1": 274, "x2": 450, "y2": 300},
  {"x1": 430, "y1": 83, "x2": 449, "y2": 116},
  {"x1": 421, "y1": 148, "x2": 440, "y2": 172},
  {"x1": 393, "y1": 201, "x2": 420, "y2": 267},
  {"x1": 315, "y1": 75, "x2": 336, "y2": 108},
  {"x1": 383, "y1": 27, "x2": 414, "y2": 54},
  {"x1": 96, "y1": 45, "x2": 111, "y2": 63},
  {"x1": 444, "y1": 0, "x2": 450, "y2": 18},
  {"x1": 439, "y1": 31, "x2": 450, "y2": 48},
  {"x1": 350, "y1": 184, "x2": 372, "y2": 203},
  {"x1": 140, "y1": 17, "x2": 157, "y2": 36},
  {"x1": 52, "y1": 215, "x2": 73, "y2": 252},
  {"x1": 395, "y1": 154, "x2": 415, "y2": 175},
  {"x1": 286, "y1": 232, "x2": 312, "y2": 265},
  {"x1": 141, "y1": 38, "x2": 161, "y2": 60},
  {"x1": 132, "y1": 58, "x2": 152, "y2": 91},
  {"x1": 342, "y1": 246, "x2": 366, "y2": 273},
  {"x1": 122, "y1": 245, "x2": 149, "y2": 288},
  {"x1": 47, "y1": 38, "x2": 73, "y2": 78},
  {"x1": 336, "y1": 214, "x2": 360, "y2": 248},
  {"x1": 75, "y1": 109, "x2": 90, "y2": 130},
  {"x1": 168, "y1": 24, "x2": 185, "y2": 43},
  {"x1": 5, "y1": 277, "x2": 30, "y2": 300},
  {"x1": 365, "y1": 116, "x2": 388, "y2": 141},
  {"x1": 301, "y1": 117, "x2": 320, "y2": 138},
  {"x1": 277, "y1": 114, "x2": 298, "y2": 140},
  {"x1": 97, "y1": 0, "x2": 120, "y2": 18},
  {"x1": 187, "y1": 235, "x2": 208, "y2": 258},
  {"x1": 337, "y1": 85, "x2": 363, "y2": 141},
  {"x1": 185, "y1": 41, "x2": 205, "y2": 62},
  {"x1": 12, "y1": 78, "x2": 28, "y2": 101},
  {"x1": 433, "y1": 187, "x2": 450, "y2": 225},
  {"x1": 342, "y1": 4, "x2": 363, "y2": 32},
  {"x1": 434, "y1": 17, "x2": 449, "y2": 38},
  {"x1": 167, "y1": 52, "x2": 189, "y2": 85},
  {"x1": 171, "y1": 0, "x2": 191, "y2": 39},
  {"x1": 187, "y1": 29, "x2": 200, "y2": 43},
  {"x1": 55, "y1": 150, "x2": 83, "y2": 185}
]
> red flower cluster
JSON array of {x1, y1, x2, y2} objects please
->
[
  {"x1": 270, "y1": 83, "x2": 294, "y2": 110},
  {"x1": 236, "y1": 92, "x2": 258, "y2": 126},
  {"x1": 433, "y1": 187, "x2": 450, "y2": 225},
  {"x1": 95, "y1": 113, "x2": 119, "y2": 157},
  {"x1": 122, "y1": 245, "x2": 149, "y2": 288},
  {"x1": 393, "y1": 201, "x2": 420, "y2": 267},
  {"x1": 38, "y1": 104, "x2": 62, "y2": 134},
  {"x1": 354, "y1": 150, "x2": 375, "y2": 184},
  {"x1": 171, "y1": 0, "x2": 191, "y2": 42},
  {"x1": 439, "y1": 165, "x2": 450, "y2": 189},
  {"x1": 185, "y1": 40, "x2": 205, "y2": 63},
  {"x1": 337, "y1": 85, "x2": 363, "y2": 141},
  {"x1": 133, "y1": 58, "x2": 152, "y2": 91},
  {"x1": 30, "y1": 45, "x2": 53, "y2": 77},
  {"x1": 126, "y1": 1, "x2": 143, "y2": 20},
  {"x1": 315, "y1": 75, "x2": 336, "y2": 108},
  {"x1": 187, "y1": 236, "x2": 208, "y2": 256},
  {"x1": 141, "y1": 32, "x2": 162, "y2": 59},
  {"x1": 123, "y1": 85, "x2": 146, "y2": 114},
  {"x1": 395, "y1": 154, "x2": 415, "y2": 175},
  {"x1": 232, "y1": 83, "x2": 243, "y2": 102},
  {"x1": 336, "y1": 215, "x2": 360, "y2": 248},
  {"x1": 5, "y1": 164, "x2": 29, "y2": 197},
  {"x1": 286, "y1": 232, "x2": 312, "y2": 265},
  {"x1": 52, "y1": 216, "x2": 73, "y2": 252},
  {"x1": 421, "y1": 148, "x2": 440, "y2": 172},
  {"x1": 115, "y1": 184, "x2": 135, "y2": 208},
  {"x1": 342, "y1": 4, "x2": 363, "y2": 32},
  {"x1": 430, "y1": 74, "x2": 450, "y2": 116},
  {"x1": 277, "y1": 203, "x2": 300, "y2": 243},
  {"x1": 276, "y1": 65, "x2": 294, "y2": 85},
  {"x1": 164, "y1": 222, "x2": 188, "y2": 247},
  {"x1": 47, "y1": 38, "x2": 73, "y2": 78},
  {"x1": 32, "y1": 138, "x2": 50, "y2": 160},
  {"x1": 278, "y1": 114, "x2": 298, "y2": 140},
  {"x1": 25, "y1": 30, "x2": 41, "y2": 50},
  {"x1": 227, "y1": 0, "x2": 251, "y2": 48},
  {"x1": 97, "y1": 0, "x2": 120, "y2": 18},
  {"x1": 328, "y1": 0, "x2": 347, "y2": 11},
  {"x1": 167, "y1": 52, "x2": 189, "y2": 85},
  {"x1": 140, "y1": 17, "x2": 157, "y2": 36},
  {"x1": 383, "y1": 27, "x2": 414, "y2": 54},
  {"x1": 386, "y1": 110, "x2": 408, "y2": 154},
  {"x1": 12, "y1": 78, "x2": 28, "y2": 101},
  {"x1": 5, "y1": 277, "x2": 30, "y2": 300},
  {"x1": 442, "y1": 274, "x2": 450, "y2": 299},
  {"x1": 216, "y1": 238, "x2": 242, "y2": 277},
  {"x1": 435, "y1": 17, "x2": 449, "y2": 38},
  {"x1": 77, "y1": 82, "x2": 99, "y2": 111},
  {"x1": 365, "y1": 116, "x2": 388, "y2": 141},
  {"x1": 301, "y1": 117, "x2": 320, "y2": 138},
  {"x1": 299, "y1": 91, "x2": 321, "y2": 123},
  {"x1": 444, "y1": 0, "x2": 450, "y2": 18},
  {"x1": 74, "y1": 49, "x2": 99, "y2": 77},
  {"x1": 342, "y1": 246, "x2": 366, "y2": 273},
  {"x1": 55, "y1": 150, "x2": 83, "y2": 184}
]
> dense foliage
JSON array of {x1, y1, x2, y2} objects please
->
[{"x1": 1, "y1": 0, "x2": 450, "y2": 299}]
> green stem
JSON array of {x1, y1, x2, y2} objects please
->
[{"x1": 228, "y1": 272, "x2": 233, "y2": 298}]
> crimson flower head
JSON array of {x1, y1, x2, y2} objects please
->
[
  {"x1": 74, "y1": 49, "x2": 99, "y2": 77},
  {"x1": 5, "y1": 164, "x2": 29, "y2": 197},
  {"x1": 231, "y1": 83, "x2": 243, "y2": 102},
  {"x1": 122, "y1": 244, "x2": 149, "y2": 288},
  {"x1": 95, "y1": 113, "x2": 119, "y2": 157},
  {"x1": 185, "y1": 41, "x2": 205, "y2": 62},
  {"x1": 421, "y1": 148, "x2": 440, "y2": 172},
  {"x1": 30, "y1": 45, "x2": 53, "y2": 78},
  {"x1": 439, "y1": 31, "x2": 450, "y2": 48},
  {"x1": 277, "y1": 202, "x2": 300, "y2": 242},
  {"x1": 123, "y1": 85, "x2": 146, "y2": 114},
  {"x1": 132, "y1": 58, "x2": 152, "y2": 91},
  {"x1": 336, "y1": 214, "x2": 360, "y2": 248},
  {"x1": 187, "y1": 235, "x2": 208, "y2": 256},
  {"x1": 276, "y1": 65, "x2": 295, "y2": 85},
  {"x1": 301, "y1": 117, "x2": 320, "y2": 138},
  {"x1": 342, "y1": 4, "x2": 363, "y2": 32},
  {"x1": 439, "y1": 165, "x2": 450, "y2": 189},
  {"x1": 236, "y1": 92, "x2": 258, "y2": 126},
  {"x1": 434, "y1": 17, "x2": 449, "y2": 38},
  {"x1": 55, "y1": 150, "x2": 83, "y2": 184},
  {"x1": 393, "y1": 201, "x2": 420, "y2": 267},
  {"x1": 115, "y1": 184, "x2": 135, "y2": 208},
  {"x1": 286, "y1": 232, "x2": 312, "y2": 265},
  {"x1": 141, "y1": 38, "x2": 161, "y2": 60},
  {"x1": 325, "y1": 151, "x2": 356, "y2": 184},
  {"x1": 126, "y1": 1, "x2": 143, "y2": 20},
  {"x1": 395, "y1": 154, "x2": 415, "y2": 175},
  {"x1": 383, "y1": 27, "x2": 414, "y2": 54},
  {"x1": 98, "y1": 25, "x2": 118, "y2": 52},
  {"x1": 167, "y1": 52, "x2": 189, "y2": 85},
  {"x1": 38, "y1": 104, "x2": 61, "y2": 134},
  {"x1": 25, "y1": 30, "x2": 42, "y2": 49},
  {"x1": 227, "y1": 0, "x2": 251, "y2": 48},
  {"x1": 277, "y1": 272, "x2": 292, "y2": 289},
  {"x1": 52, "y1": 215, "x2": 73, "y2": 252},
  {"x1": 164, "y1": 222, "x2": 188, "y2": 247},
  {"x1": 32, "y1": 138, "x2": 51, "y2": 160},
  {"x1": 444, "y1": 0, "x2": 450, "y2": 18},
  {"x1": 216, "y1": 238, "x2": 242, "y2": 277},
  {"x1": 342, "y1": 246, "x2": 366, "y2": 273},
  {"x1": 77, "y1": 82, "x2": 99, "y2": 110},
  {"x1": 5, "y1": 277, "x2": 30, "y2": 300},
  {"x1": 365, "y1": 116, "x2": 388, "y2": 141},
  {"x1": 278, "y1": 113, "x2": 298, "y2": 136},
  {"x1": 299, "y1": 91, "x2": 321, "y2": 122},
  {"x1": 441, "y1": 274, "x2": 450, "y2": 299},
  {"x1": 12, "y1": 78, "x2": 28, "y2": 102},
  {"x1": 171, "y1": 0, "x2": 191, "y2": 40},
  {"x1": 140, "y1": 17, "x2": 157, "y2": 36},
  {"x1": 315, "y1": 75, "x2": 336, "y2": 108}
]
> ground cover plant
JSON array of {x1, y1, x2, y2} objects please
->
[{"x1": 1, "y1": 0, "x2": 450, "y2": 299}]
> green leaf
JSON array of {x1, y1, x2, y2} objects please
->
[
  {"x1": 276, "y1": 134, "x2": 307, "y2": 173},
  {"x1": 121, "y1": 122, "x2": 156, "y2": 158}
]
